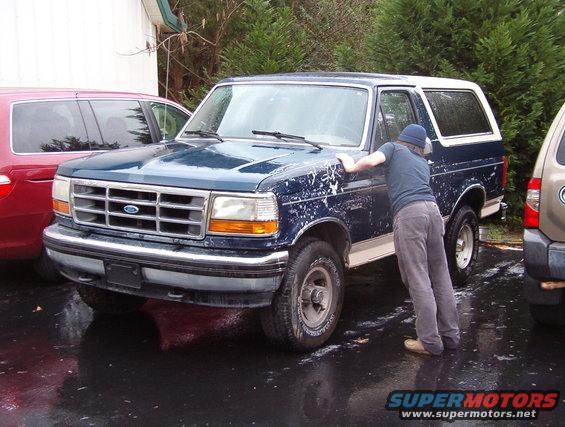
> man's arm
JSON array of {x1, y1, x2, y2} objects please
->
[{"x1": 336, "y1": 151, "x2": 387, "y2": 173}]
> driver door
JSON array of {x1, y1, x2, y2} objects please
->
[
  {"x1": 371, "y1": 89, "x2": 420, "y2": 235},
  {"x1": 347, "y1": 88, "x2": 419, "y2": 267}
]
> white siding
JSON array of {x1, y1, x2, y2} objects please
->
[{"x1": 0, "y1": 0, "x2": 159, "y2": 94}]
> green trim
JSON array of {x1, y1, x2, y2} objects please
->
[{"x1": 155, "y1": 0, "x2": 186, "y2": 33}]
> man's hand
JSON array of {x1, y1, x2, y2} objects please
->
[
  {"x1": 336, "y1": 153, "x2": 356, "y2": 172},
  {"x1": 336, "y1": 151, "x2": 386, "y2": 173}
]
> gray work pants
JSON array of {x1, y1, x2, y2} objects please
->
[{"x1": 393, "y1": 200, "x2": 460, "y2": 355}]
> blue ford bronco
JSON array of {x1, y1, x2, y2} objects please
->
[{"x1": 44, "y1": 73, "x2": 506, "y2": 350}]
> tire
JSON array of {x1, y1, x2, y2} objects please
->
[
  {"x1": 33, "y1": 248, "x2": 64, "y2": 283},
  {"x1": 530, "y1": 302, "x2": 565, "y2": 326},
  {"x1": 445, "y1": 205, "x2": 479, "y2": 286},
  {"x1": 77, "y1": 283, "x2": 147, "y2": 314},
  {"x1": 261, "y1": 238, "x2": 344, "y2": 352}
]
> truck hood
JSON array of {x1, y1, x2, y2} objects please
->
[{"x1": 57, "y1": 140, "x2": 340, "y2": 192}]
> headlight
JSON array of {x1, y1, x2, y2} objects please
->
[
  {"x1": 208, "y1": 194, "x2": 278, "y2": 235},
  {"x1": 52, "y1": 176, "x2": 71, "y2": 216}
]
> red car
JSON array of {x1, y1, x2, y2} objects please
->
[{"x1": 0, "y1": 88, "x2": 190, "y2": 280}]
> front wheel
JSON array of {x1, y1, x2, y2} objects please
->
[
  {"x1": 77, "y1": 284, "x2": 147, "y2": 315},
  {"x1": 445, "y1": 206, "x2": 479, "y2": 286},
  {"x1": 261, "y1": 239, "x2": 344, "y2": 352}
]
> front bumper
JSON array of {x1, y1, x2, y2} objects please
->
[{"x1": 43, "y1": 224, "x2": 288, "y2": 308}]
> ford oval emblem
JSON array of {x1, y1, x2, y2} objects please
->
[
  {"x1": 560, "y1": 186, "x2": 565, "y2": 205},
  {"x1": 123, "y1": 205, "x2": 140, "y2": 214}
]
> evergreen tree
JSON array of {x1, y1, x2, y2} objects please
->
[
  {"x1": 220, "y1": 0, "x2": 305, "y2": 76},
  {"x1": 361, "y1": 0, "x2": 564, "y2": 219},
  {"x1": 291, "y1": 0, "x2": 372, "y2": 70}
]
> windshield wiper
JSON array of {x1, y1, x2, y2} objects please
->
[
  {"x1": 184, "y1": 130, "x2": 224, "y2": 142},
  {"x1": 252, "y1": 130, "x2": 322, "y2": 150}
]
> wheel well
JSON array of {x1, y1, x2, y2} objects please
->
[
  {"x1": 452, "y1": 187, "x2": 485, "y2": 218},
  {"x1": 298, "y1": 222, "x2": 350, "y2": 266}
]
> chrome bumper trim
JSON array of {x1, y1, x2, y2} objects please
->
[
  {"x1": 43, "y1": 224, "x2": 288, "y2": 271},
  {"x1": 500, "y1": 202, "x2": 508, "y2": 222}
]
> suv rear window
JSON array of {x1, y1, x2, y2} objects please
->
[
  {"x1": 90, "y1": 100, "x2": 152, "y2": 148},
  {"x1": 425, "y1": 90, "x2": 492, "y2": 137},
  {"x1": 12, "y1": 101, "x2": 90, "y2": 153}
]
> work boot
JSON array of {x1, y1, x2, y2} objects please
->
[{"x1": 404, "y1": 338, "x2": 432, "y2": 356}]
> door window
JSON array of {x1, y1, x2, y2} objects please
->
[
  {"x1": 150, "y1": 102, "x2": 190, "y2": 140},
  {"x1": 12, "y1": 100, "x2": 90, "y2": 153},
  {"x1": 90, "y1": 100, "x2": 152, "y2": 149},
  {"x1": 378, "y1": 91, "x2": 417, "y2": 142}
]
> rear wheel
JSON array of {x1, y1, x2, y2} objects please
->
[
  {"x1": 261, "y1": 238, "x2": 344, "y2": 351},
  {"x1": 77, "y1": 284, "x2": 147, "y2": 314},
  {"x1": 530, "y1": 302, "x2": 565, "y2": 326},
  {"x1": 445, "y1": 206, "x2": 479, "y2": 286}
]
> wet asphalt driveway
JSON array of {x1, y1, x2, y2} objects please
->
[{"x1": 1, "y1": 244, "x2": 564, "y2": 426}]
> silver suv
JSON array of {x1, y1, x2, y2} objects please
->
[{"x1": 523, "y1": 102, "x2": 565, "y2": 325}]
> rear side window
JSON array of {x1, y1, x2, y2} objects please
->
[
  {"x1": 425, "y1": 90, "x2": 492, "y2": 137},
  {"x1": 557, "y1": 130, "x2": 565, "y2": 166},
  {"x1": 90, "y1": 100, "x2": 152, "y2": 149},
  {"x1": 12, "y1": 101, "x2": 90, "y2": 153},
  {"x1": 150, "y1": 102, "x2": 189, "y2": 140},
  {"x1": 379, "y1": 91, "x2": 417, "y2": 142}
]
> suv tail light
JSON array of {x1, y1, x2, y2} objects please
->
[
  {"x1": 0, "y1": 175, "x2": 14, "y2": 199},
  {"x1": 502, "y1": 155, "x2": 508, "y2": 189},
  {"x1": 524, "y1": 177, "x2": 541, "y2": 228}
]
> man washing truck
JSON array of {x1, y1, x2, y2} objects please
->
[{"x1": 337, "y1": 124, "x2": 460, "y2": 356}]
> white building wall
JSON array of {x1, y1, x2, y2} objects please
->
[{"x1": 0, "y1": 0, "x2": 159, "y2": 95}]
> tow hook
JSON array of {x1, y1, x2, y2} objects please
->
[
  {"x1": 77, "y1": 274, "x2": 96, "y2": 283},
  {"x1": 167, "y1": 291, "x2": 184, "y2": 300}
]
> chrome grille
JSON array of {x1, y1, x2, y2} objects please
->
[{"x1": 70, "y1": 179, "x2": 210, "y2": 239}]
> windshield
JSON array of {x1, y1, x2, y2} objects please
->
[{"x1": 183, "y1": 84, "x2": 370, "y2": 147}]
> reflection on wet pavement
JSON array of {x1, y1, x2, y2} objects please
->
[{"x1": 0, "y1": 246, "x2": 563, "y2": 425}]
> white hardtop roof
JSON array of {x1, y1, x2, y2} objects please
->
[
  {"x1": 403, "y1": 75, "x2": 482, "y2": 91},
  {"x1": 222, "y1": 73, "x2": 484, "y2": 93}
]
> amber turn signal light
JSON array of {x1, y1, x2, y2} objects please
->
[
  {"x1": 208, "y1": 219, "x2": 278, "y2": 235},
  {"x1": 53, "y1": 199, "x2": 70, "y2": 215}
]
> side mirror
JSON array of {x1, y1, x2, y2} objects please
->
[{"x1": 423, "y1": 137, "x2": 433, "y2": 156}]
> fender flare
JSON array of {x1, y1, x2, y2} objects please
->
[
  {"x1": 291, "y1": 217, "x2": 352, "y2": 258},
  {"x1": 449, "y1": 183, "x2": 486, "y2": 219}
]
